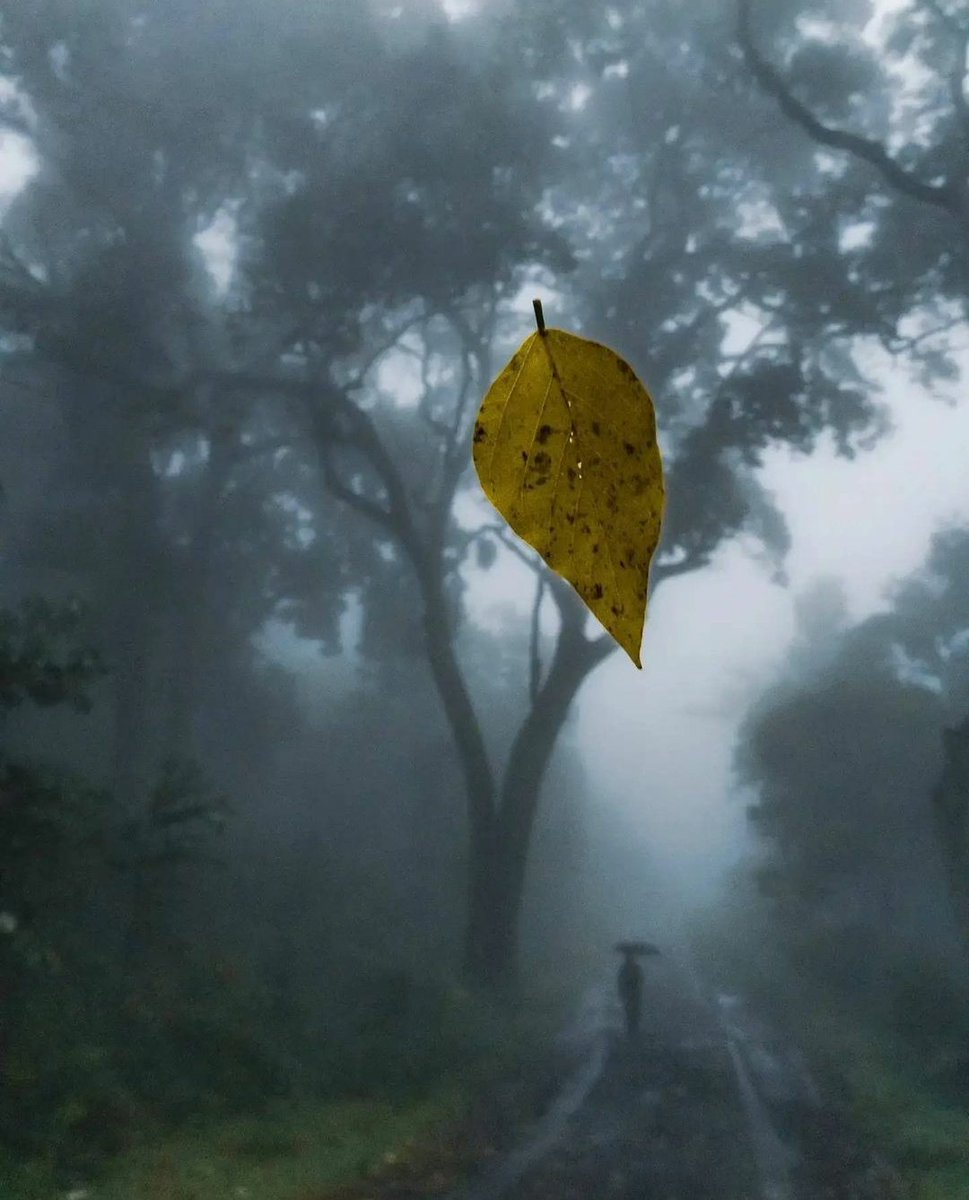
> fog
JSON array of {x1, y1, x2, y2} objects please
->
[
  {"x1": 2, "y1": 0, "x2": 969, "y2": 1195},
  {"x1": 573, "y1": 347, "x2": 969, "y2": 908}
]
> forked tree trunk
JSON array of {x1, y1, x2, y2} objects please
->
[
  {"x1": 461, "y1": 581, "x2": 613, "y2": 989},
  {"x1": 312, "y1": 368, "x2": 654, "y2": 993}
]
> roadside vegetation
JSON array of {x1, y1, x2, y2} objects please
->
[{"x1": 694, "y1": 909, "x2": 969, "y2": 1200}]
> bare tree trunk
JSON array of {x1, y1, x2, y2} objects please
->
[
  {"x1": 464, "y1": 822, "x2": 510, "y2": 987},
  {"x1": 307, "y1": 346, "x2": 683, "y2": 992},
  {"x1": 463, "y1": 579, "x2": 613, "y2": 989}
]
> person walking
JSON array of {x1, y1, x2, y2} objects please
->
[{"x1": 617, "y1": 947, "x2": 644, "y2": 1038}]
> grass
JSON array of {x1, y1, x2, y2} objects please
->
[
  {"x1": 830, "y1": 1038, "x2": 969, "y2": 1200},
  {"x1": 736, "y1": 973, "x2": 969, "y2": 1200},
  {"x1": 0, "y1": 987, "x2": 565, "y2": 1200},
  {"x1": 689, "y1": 925, "x2": 969, "y2": 1200},
  {"x1": 0, "y1": 1087, "x2": 468, "y2": 1200}
]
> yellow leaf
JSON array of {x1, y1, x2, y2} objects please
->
[{"x1": 472, "y1": 303, "x2": 664, "y2": 668}]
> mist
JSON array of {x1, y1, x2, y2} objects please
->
[{"x1": 2, "y1": 1, "x2": 968, "y2": 1196}]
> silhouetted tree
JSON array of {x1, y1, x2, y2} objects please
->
[
  {"x1": 739, "y1": 0, "x2": 969, "y2": 380},
  {"x1": 4, "y1": 0, "x2": 962, "y2": 994},
  {"x1": 740, "y1": 529, "x2": 969, "y2": 991}
]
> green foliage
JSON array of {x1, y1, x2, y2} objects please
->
[
  {"x1": 736, "y1": 528, "x2": 969, "y2": 1013},
  {"x1": 0, "y1": 1089, "x2": 466, "y2": 1200},
  {"x1": 0, "y1": 950, "x2": 548, "y2": 1195},
  {"x1": 0, "y1": 596, "x2": 240, "y2": 1172},
  {"x1": 885, "y1": 955, "x2": 969, "y2": 1056},
  {"x1": 693, "y1": 915, "x2": 969, "y2": 1200},
  {"x1": 802, "y1": 1009, "x2": 969, "y2": 1200},
  {"x1": 109, "y1": 757, "x2": 231, "y2": 873},
  {"x1": 0, "y1": 597, "x2": 111, "y2": 993},
  {"x1": 2, "y1": 941, "x2": 286, "y2": 1169},
  {"x1": 0, "y1": 597, "x2": 104, "y2": 713}
]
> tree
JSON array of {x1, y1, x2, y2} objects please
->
[
  {"x1": 0, "y1": 0, "x2": 337, "y2": 804},
  {"x1": 236, "y1": 1, "x2": 906, "y2": 987},
  {"x1": 738, "y1": 0, "x2": 969, "y2": 378},
  {"x1": 740, "y1": 529, "x2": 969, "y2": 991},
  {"x1": 2, "y1": 0, "x2": 950, "y2": 993}
]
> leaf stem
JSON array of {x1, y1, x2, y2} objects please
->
[{"x1": 532, "y1": 298, "x2": 546, "y2": 334}]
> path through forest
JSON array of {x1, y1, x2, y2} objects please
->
[{"x1": 448, "y1": 950, "x2": 904, "y2": 1200}]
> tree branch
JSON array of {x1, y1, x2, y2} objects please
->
[
  {"x1": 652, "y1": 547, "x2": 711, "y2": 586},
  {"x1": 302, "y1": 372, "x2": 499, "y2": 838},
  {"x1": 431, "y1": 310, "x2": 487, "y2": 529},
  {"x1": 887, "y1": 311, "x2": 969, "y2": 354},
  {"x1": 316, "y1": 441, "x2": 400, "y2": 536},
  {"x1": 922, "y1": 0, "x2": 969, "y2": 143},
  {"x1": 737, "y1": 0, "x2": 961, "y2": 217},
  {"x1": 476, "y1": 523, "x2": 541, "y2": 572}
]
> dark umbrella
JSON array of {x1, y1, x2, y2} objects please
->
[{"x1": 614, "y1": 941, "x2": 661, "y2": 956}]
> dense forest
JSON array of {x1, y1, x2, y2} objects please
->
[{"x1": 1, "y1": 1, "x2": 968, "y2": 1197}]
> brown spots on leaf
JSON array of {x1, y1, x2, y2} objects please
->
[{"x1": 471, "y1": 323, "x2": 663, "y2": 669}]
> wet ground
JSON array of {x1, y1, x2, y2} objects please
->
[
  {"x1": 507, "y1": 1033, "x2": 760, "y2": 1199},
  {"x1": 330, "y1": 952, "x2": 905, "y2": 1200},
  {"x1": 449, "y1": 951, "x2": 905, "y2": 1200}
]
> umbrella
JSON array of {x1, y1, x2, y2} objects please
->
[{"x1": 614, "y1": 940, "x2": 661, "y2": 956}]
